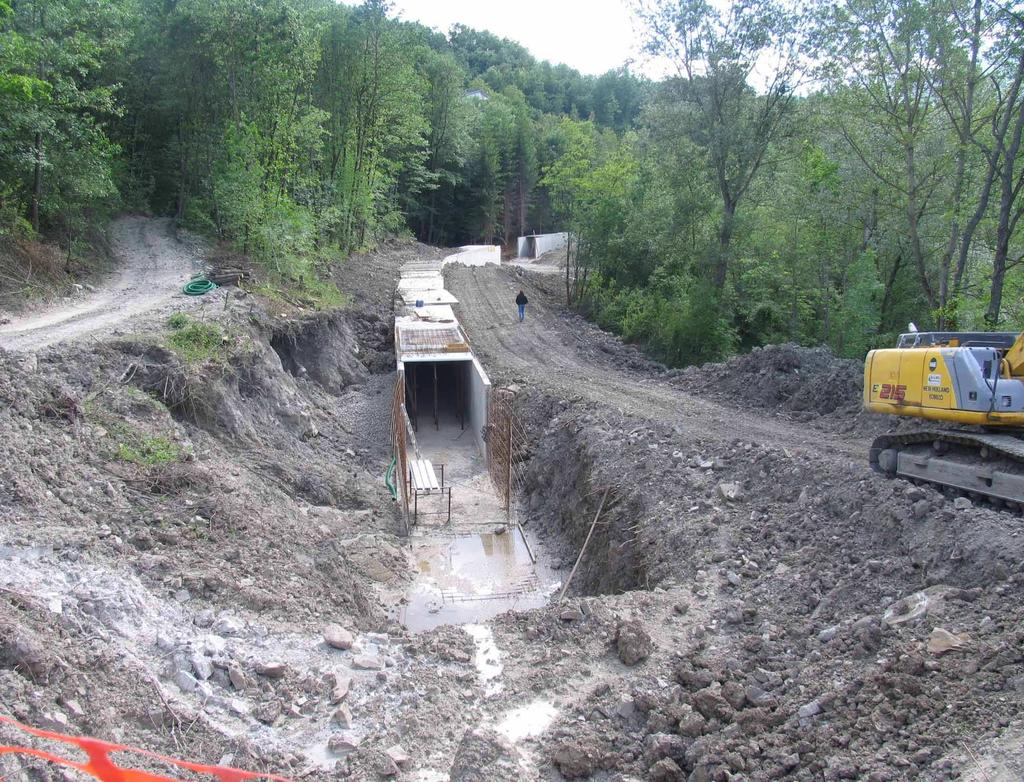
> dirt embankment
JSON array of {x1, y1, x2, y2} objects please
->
[
  {"x1": 446, "y1": 264, "x2": 864, "y2": 462},
  {"x1": 511, "y1": 381, "x2": 1024, "y2": 781},
  {"x1": 0, "y1": 306, "x2": 404, "y2": 769},
  {"x1": 669, "y1": 343, "x2": 864, "y2": 416},
  {"x1": 0, "y1": 226, "x2": 114, "y2": 315}
]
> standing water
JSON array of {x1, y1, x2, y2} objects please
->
[{"x1": 401, "y1": 528, "x2": 560, "y2": 633}]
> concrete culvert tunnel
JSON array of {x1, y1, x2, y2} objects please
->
[
  {"x1": 401, "y1": 356, "x2": 490, "y2": 466},
  {"x1": 393, "y1": 259, "x2": 564, "y2": 634},
  {"x1": 405, "y1": 360, "x2": 468, "y2": 433}
]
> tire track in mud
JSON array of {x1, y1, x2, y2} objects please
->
[{"x1": 447, "y1": 264, "x2": 863, "y2": 462}]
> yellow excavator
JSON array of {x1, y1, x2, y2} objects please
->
[{"x1": 865, "y1": 330, "x2": 1024, "y2": 508}]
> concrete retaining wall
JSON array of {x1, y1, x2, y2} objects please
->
[
  {"x1": 465, "y1": 357, "x2": 491, "y2": 457},
  {"x1": 517, "y1": 232, "x2": 568, "y2": 258}
]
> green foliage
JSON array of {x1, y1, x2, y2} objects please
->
[
  {"x1": 4, "y1": 0, "x2": 1024, "y2": 369},
  {"x1": 117, "y1": 436, "x2": 182, "y2": 466},
  {"x1": 836, "y1": 250, "x2": 883, "y2": 358},
  {"x1": 252, "y1": 271, "x2": 348, "y2": 311},
  {"x1": 588, "y1": 272, "x2": 734, "y2": 366},
  {"x1": 88, "y1": 405, "x2": 186, "y2": 467},
  {"x1": 0, "y1": 0, "x2": 131, "y2": 238},
  {"x1": 167, "y1": 320, "x2": 226, "y2": 364},
  {"x1": 448, "y1": 25, "x2": 648, "y2": 131},
  {"x1": 167, "y1": 311, "x2": 189, "y2": 330}
]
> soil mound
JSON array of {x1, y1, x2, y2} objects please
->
[{"x1": 672, "y1": 343, "x2": 863, "y2": 416}]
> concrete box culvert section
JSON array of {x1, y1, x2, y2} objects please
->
[
  {"x1": 391, "y1": 250, "x2": 562, "y2": 632},
  {"x1": 402, "y1": 357, "x2": 490, "y2": 458}
]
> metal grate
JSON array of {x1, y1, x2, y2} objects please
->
[
  {"x1": 398, "y1": 325, "x2": 467, "y2": 355},
  {"x1": 440, "y1": 576, "x2": 542, "y2": 603},
  {"x1": 486, "y1": 388, "x2": 529, "y2": 524}
]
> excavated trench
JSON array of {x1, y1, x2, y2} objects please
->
[
  {"x1": 395, "y1": 377, "x2": 563, "y2": 633},
  {"x1": 7, "y1": 276, "x2": 1024, "y2": 780},
  {"x1": 518, "y1": 408, "x2": 648, "y2": 597}
]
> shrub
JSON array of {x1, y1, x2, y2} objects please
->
[
  {"x1": 167, "y1": 312, "x2": 189, "y2": 330},
  {"x1": 117, "y1": 436, "x2": 181, "y2": 466},
  {"x1": 168, "y1": 321, "x2": 225, "y2": 364}
]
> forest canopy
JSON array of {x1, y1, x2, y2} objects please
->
[{"x1": 1, "y1": 0, "x2": 1022, "y2": 364}]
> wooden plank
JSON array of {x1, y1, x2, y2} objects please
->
[
  {"x1": 422, "y1": 460, "x2": 440, "y2": 490},
  {"x1": 409, "y1": 459, "x2": 441, "y2": 492},
  {"x1": 410, "y1": 461, "x2": 425, "y2": 490},
  {"x1": 409, "y1": 460, "x2": 430, "y2": 491}
]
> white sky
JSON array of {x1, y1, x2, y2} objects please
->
[{"x1": 391, "y1": 0, "x2": 649, "y2": 76}]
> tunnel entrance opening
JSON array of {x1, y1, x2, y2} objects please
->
[
  {"x1": 401, "y1": 357, "x2": 490, "y2": 466},
  {"x1": 405, "y1": 360, "x2": 467, "y2": 434}
]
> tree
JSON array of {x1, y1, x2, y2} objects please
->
[
  {"x1": 414, "y1": 47, "x2": 469, "y2": 244},
  {"x1": 541, "y1": 118, "x2": 600, "y2": 303},
  {"x1": 635, "y1": 0, "x2": 802, "y2": 290},
  {"x1": 819, "y1": 0, "x2": 1024, "y2": 327},
  {"x1": 984, "y1": 10, "x2": 1024, "y2": 324},
  {"x1": 0, "y1": 0, "x2": 131, "y2": 237}
]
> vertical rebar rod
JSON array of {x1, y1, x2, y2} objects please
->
[{"x1": 506, "y1": 408, "x2": 513, "y2": 520}]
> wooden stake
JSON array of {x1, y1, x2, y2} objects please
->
[{"x1": 558, "y1": 487, "x2": 610, "y2": 603}]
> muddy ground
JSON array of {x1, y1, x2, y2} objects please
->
[{"x1": 0, "y1": 231, "x2": 1021, "y2": 782}]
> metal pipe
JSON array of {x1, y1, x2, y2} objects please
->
[{"x1": 517, "y1": 524, "x2": 537, "y2": 564}]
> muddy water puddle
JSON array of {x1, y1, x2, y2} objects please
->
[{"x1": 401, "y1": 528, "x2": 561, "y2": 633}]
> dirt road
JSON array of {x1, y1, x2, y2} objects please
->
[
  {"x1": 447, "y1": 264, "x2": 863, "y2": 460},
  {"x1": 0, "y1": 216, "x2": 203, "y2": 351}
]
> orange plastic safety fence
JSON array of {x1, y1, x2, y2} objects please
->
[{"x1": 0, "y1": 715, "x2": 295, "y2": 782}]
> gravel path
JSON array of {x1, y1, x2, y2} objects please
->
[
  {"x1": 0, "y1": 216, "x2": 203, "y2": 352},
  {"x1": 446, "y1": 263, "x2": 863, "y2": 462}
]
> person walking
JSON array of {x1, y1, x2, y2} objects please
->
[{"x1": 515, "y1": 290, "x2": 528, "y2": 322}]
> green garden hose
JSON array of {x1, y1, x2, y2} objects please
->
[
  {"x1": 183, "y1": 278, "x2": 217, "y2": 296},
  {"x1": 385, "y1": 457, "x2": 397, "y2": 500}
]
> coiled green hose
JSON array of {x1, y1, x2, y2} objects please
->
[{"x1": 183, "y1": 278, "x2": 217, "y2": 296}]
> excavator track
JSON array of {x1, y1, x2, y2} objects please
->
[{"x1": 870, "y1": 430, "x2": 1024, "y2": 509}]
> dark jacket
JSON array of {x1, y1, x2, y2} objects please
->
[{"x1": 515, "y1": 292, "x2": 528, "y2": 306}]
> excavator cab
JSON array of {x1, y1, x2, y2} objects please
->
[{"x1": 865, "y1": 331, "x2": 1024, "y2": 425}]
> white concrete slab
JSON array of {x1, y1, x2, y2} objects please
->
[
  {"x1": 404, "y1": 304, "x2": 457, "y2": 322},
  {"x1": 400, "y1": 289, "x2": 459, "y2": 306},
  {"x1": 443, "y1": 245, "x2": 500, "y2": 267}
]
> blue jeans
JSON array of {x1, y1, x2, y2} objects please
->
[{"x1": 518, "y1": 304, "x2": 525, "y2": 321}]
